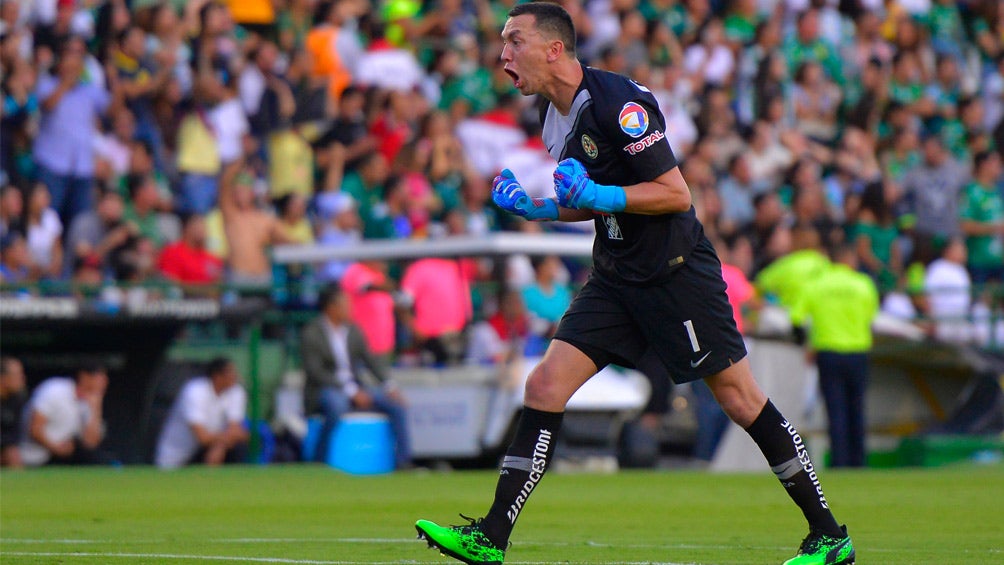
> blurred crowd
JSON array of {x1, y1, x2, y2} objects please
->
[{"x1": 0, "y1": 0, "x2": 1003, "y2": 347}]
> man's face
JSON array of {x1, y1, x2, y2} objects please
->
[
  {"x1": 325, "y1": 292, "x2": 352, "y2": 323},
  {"x1": 215, "y1": 363, "x2": 240, "y2": 391},
  {"x1": 124, "y1": 28, "x2": 145, "y2": 59},
  {"x1": 77, "y1": 370, "x2": 109, "y2": 398},
  {"x1": 1, "y1": 359, "x2": 25, "y2": 393},
  {"x1": 981, "y1": 153, "x2": 1002, "y2": 180},
  {"x1": 922, "y1": 137, "x2": 945, "y2": 165},
  {"x1": 500, "y1": 14, "x2": 551, "y2": 96},
  {"x1": 186, "y1": 216, "x2": 207, "y2": 247},
  {"x1": 98, "y1": 193, "x2": 124, "y2": 223},
  {"x1": 1, "y1": 188, "x2": 23, "y2": 219}
]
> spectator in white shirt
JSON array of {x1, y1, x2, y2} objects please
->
[
  {"x1": 923, "y1": 237, "x2": 973, "y2": 344},
  {"x1": 24, "y1": 183, "x2": 63, "y2": 280},
  {"x1": 20, "y1": 362, "x2": 109, "y2": 466},
  {"x1": 155, "y1": 357, "x2": 249, "y2": 469}
]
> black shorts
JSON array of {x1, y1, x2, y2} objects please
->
[{"x1": 553, "y1": 237, "x2": 747, "y2": 384}]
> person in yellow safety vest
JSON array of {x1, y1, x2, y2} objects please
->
[
  {"x1": 755, "y1": 226, "x2": 831, "y2": 310},
  {"x1": 790, "y1": 242, "x2": 879, "y2": 468}
]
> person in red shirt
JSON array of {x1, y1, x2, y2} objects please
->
[{"x1": 158, "y1": 214, "x2": 224, "y2": 288}]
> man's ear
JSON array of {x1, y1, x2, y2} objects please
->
[{"x1": 546, "y1": 39, "x2": 565, "y2": 63}]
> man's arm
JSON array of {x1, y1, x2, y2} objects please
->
[
  {"x1": 28, "y1": 412, "x2": 74, "y2": 457},
  {"x1": 556, "y1": 204, "x2": 594, "y2": 222},
  {"x1": 39, "y1": 74, "x2": 75, "y2": 113},
  {"x1": 960, "y1": 218, "x2": 1004, "y2": 236},
  {"x1": 78, "y1": 391, "x2": 104, "y2": 449},
  {"x1": 620, "y1": 167, "x2": 693, "y2": 215},
  {"x1": 187, "y1": 422, "x2": 221, "y2": 447},
  {"x1": 300, "y1": 322, "x2": 333, "y2": 390},
  {"x1": 217, "y1": 159, "x2": 243, "y2": 218},
  {"x1": 351, "y1": 326, "x2": 390, "y2": 385},
  {"x1": 554, "y1": 161, "x2": 692, "y2": 216}
]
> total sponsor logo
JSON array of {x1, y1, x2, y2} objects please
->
[{"x1": 622, "y1": 129, "x2": 665, "y2": 155}]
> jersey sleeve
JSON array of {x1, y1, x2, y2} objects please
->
[
  {"x1": 181, "y1": 382, "x2": 212, "y2": 428},
  {"x1": 600, "y1": 92, "x2": 678, "y2": 183},
  {"x1": 223, "y1": 386, "x2": 247, "y2": 424}
]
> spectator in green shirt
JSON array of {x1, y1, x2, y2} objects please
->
[
  {"x1": 925, "y1": 0, "x2": 967, "y2": 61},
  {"x1": 959, "y1": 150, "x2": 1004, "y2": 285},
  {"x1": 340, "y1": 152, "x2": 390, "y2": 230},
  {"x1": 852, "y1": 180, "x2": 903, "y2": 293},
  {"x1": 887, "y1": 51, "x2": 925, "y2": 109},
  {"x1": 781, "y1": 8, "x2": 843, "y2": 86},
  {"x1": 722, "y1": 0, "x2": 760, "y2": 48},
  {"x1": 791, "y1": 243, "x2": 879, "y2": 468},
  {"x1": 123, "y1": 173, "x2": 167, "y2": 250}
]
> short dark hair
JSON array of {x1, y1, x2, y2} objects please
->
[
  {"x1": 508, "y1": 1, "x2": 576, "y2": 56},
  {"x1": 77, "y1": 360, "x2": 107, "y2": 378},
  {"x1": 0, "y1": 356, "x2": 19, "y2": 377},
  {"x1": 973, "y1": 149, "x2": 997, "y2": 170},
  {"x1": 316, "y1": 284, "x2": 345, "y2": 311},
  {"x1": 206, "y1": 357, "x2": 232, "y2": 378}
]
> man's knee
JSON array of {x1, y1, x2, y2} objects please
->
[{"x1": 523, "y1": 361, "x2": 564, "y2": 408}]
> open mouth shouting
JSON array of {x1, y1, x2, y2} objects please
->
[{"x1": 504, "y1": 67, "x2": 522, "y2": 89}]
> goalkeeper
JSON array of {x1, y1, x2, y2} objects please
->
[{"x1": 416, "y1": 3, "x2": 854, "y2": 565}]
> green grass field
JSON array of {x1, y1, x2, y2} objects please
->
[{"x1": 1, "y1": 464, "x2": 1002, "y2": 564}]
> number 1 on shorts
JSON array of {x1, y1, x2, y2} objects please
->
[{"x1": 683, "y1": 319, "x2": 700, "y2": 353}]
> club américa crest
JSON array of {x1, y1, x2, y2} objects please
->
[{"x1": 581, "y1": 134, "x2": 598, "y2": 159}]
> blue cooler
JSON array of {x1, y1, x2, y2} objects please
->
[
  {"x1": 329, "y1": 413, "x2": 395, "y2": 474},
  {"x1": 301, "y1": 416, "x2": 325, "y2": 462}
]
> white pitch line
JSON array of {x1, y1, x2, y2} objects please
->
[
  {"x1": 0, "y1": 552, "x2": 395, "y2": 564},
  {"x1": 1, "y1": 553, "x2": 696, "y2": 565},
  {"x1": 212, "y1": 538, "x2": 414, "y2": 544}
]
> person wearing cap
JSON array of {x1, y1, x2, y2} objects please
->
[
  {"x1": 316, "y1": 191, "x2": 361, "y2": 283},
  {"x1": 20, "y1": 362, "x2": 111, "y2": 466},
  {"x1": 790, "y1": 243, "x2": 879, "y2": 468}
]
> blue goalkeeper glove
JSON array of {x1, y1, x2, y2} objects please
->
[
  {"x1": 553, "y1": 158, "x2": 626, "y2": 214},
  {"x1": 492, "y1": 169, "x2": 559, "y2": 221}
]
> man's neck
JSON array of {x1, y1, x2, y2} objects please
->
[
  {"x1": 323, "y1": 315, "x2": 345, "y2": 330},
  {"x1": 543, "y1": 60, "x2": 584, "y2": 116}
]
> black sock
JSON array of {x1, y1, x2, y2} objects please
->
[
  {"x1": 745, "y1": 400, "x2": 843, "y2": 537},
  {"x1": 480, "y1": 407, "x2": 563, "y2": 548}
]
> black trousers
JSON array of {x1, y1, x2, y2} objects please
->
[{"x1": 817, "y1": 351, "x2": 869, "y2": 468}]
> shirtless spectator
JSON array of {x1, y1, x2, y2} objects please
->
[{"x1": 218, "y1": 160, "x2": 290, "y2": 288}]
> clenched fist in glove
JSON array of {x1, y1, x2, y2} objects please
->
[
  {"x1": 492, "y1": 169, "x2": 559, "y2": 221},
  {"x1": 553, "y1": 158, "x2": 626, "y2": 214}
]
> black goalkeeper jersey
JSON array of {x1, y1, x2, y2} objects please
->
[{"x1": 540, "y1": 65, "x2": 704, "y2": 285}]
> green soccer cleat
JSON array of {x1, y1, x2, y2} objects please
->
[
  {"x1": 783, "y1": 525, "x2": 855, "y2": 565},
  {"x1": 415, "y1": 515, "x2": 506, "y2": 565}
]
